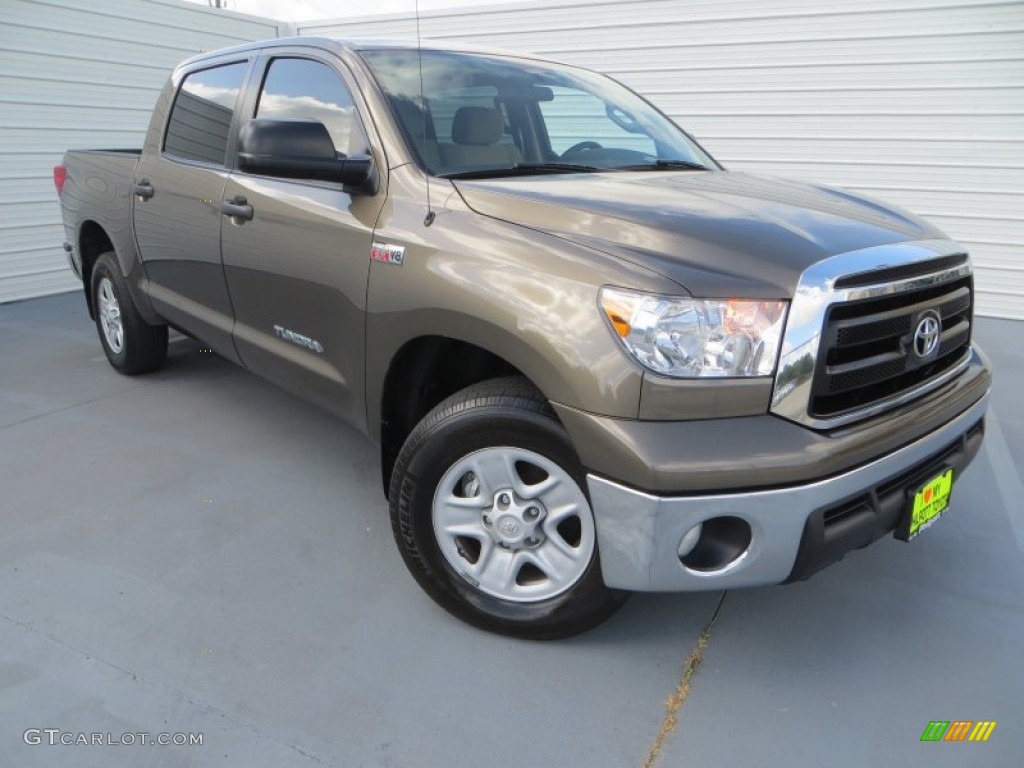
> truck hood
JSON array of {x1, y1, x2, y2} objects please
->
[{"x1": 452, "y1": 170, "x2": 945, "y2": 297}]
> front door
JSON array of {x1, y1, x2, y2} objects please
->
[
  {"x1": 133, "y1": 59, "x2": 250, "y2": 359},
  {"x1": 220, "y1": 54, "x2": 385, "y2": 427}
]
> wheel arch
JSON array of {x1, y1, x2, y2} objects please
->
[
  {"x1": 376, "y1": 333, "x2": 547, "y2": 499},
  {"x1": 78, "y1": 219, "x2": 115, "y2": 319},
  {"x1": 77, "y1": 218, "x2": 162, "y2": 325}
]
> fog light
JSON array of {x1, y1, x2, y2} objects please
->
[
  {"x1": 679, "y1": 516, "x2": 752, "y2": 573},
  {"x1": 677, "y1": 523, "x2": 703, "y2": 557}
]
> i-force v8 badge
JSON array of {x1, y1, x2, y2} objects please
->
[{"x1": 371, "y1": 242, "x2": 405, "y2": 266}]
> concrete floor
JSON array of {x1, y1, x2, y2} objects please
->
[{"x1": 1, "y1": 293, "x2": 1021, "y2": 768}]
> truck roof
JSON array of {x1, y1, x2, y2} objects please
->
[{"x1": 175, "y1": 35, "x2": 552, "y2": 72}]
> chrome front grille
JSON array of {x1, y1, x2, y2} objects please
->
[
  {"x1": 770, "y1": 239, "x2": 976, "y2": 430},
  {"x1": 810, "y1": 276, "x2": 973, "y2": 418}
]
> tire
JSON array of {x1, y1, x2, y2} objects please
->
[
  {"x1": 91, "y1": 251, "x2": 167, "y2": 375},
  {"x1": 389, "y1": 377, "x2": 629, "y2": 639}
]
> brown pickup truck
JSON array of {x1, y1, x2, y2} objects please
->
[{"x1": 56, "y1": 37, "x2": 990, "y2": 638}]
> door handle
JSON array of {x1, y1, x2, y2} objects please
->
[
  {"x1": 133, "y1": 180, "x2": 154, "y2": 200},
  {"x1": 221, "y1": 195, "x2": 253, "y2": 222}
]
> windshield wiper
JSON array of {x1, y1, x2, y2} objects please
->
[
  {"x1": 617, "y1": 159, "x2": 709, "y2": 171},
  {"x1": 438, "y1": 162, "x2": 603, "y2": 180},
  {"x1": 515, "y1": 162, "x2": 604, "y2": 173}
]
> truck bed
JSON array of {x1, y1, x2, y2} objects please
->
[{"x1": 59, "y1": 149, "x2": 144, "y2": 294}]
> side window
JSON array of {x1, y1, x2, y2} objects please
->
[
  {"x1": 539, "y1": 86, "x2": 656, "y2": 156},
  {"x1": 255, "y1": 58, "x2": 367, "y2": 156},
  {"x1": 164, "y1": 62, "x2": 247, "y2": 165}
]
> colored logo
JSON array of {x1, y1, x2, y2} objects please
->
[
  {"x1": 920, "y1": 721, "x2": 996, "y2": 742},
  {"x1": 370, "y1": 242, "x2": 405, "y2": 266}
]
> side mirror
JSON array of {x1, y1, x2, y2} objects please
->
[{"x1": 237, "y1": 119, "x2": 376, "y2": 192}]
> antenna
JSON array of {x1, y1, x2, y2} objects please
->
[{"x1": 415, "y1": 0, "x2": 435, "y2": 226}]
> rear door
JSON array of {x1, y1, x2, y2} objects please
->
[
  {"x1": 220, "y1": 52, "x2": 386, "y2": 427},
  {"x1": 133, "y1": 58, "x2": 251, "y2": 359}
]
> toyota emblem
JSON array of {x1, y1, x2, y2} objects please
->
[{"x1": 913, "y1": 312, "x2": 941, "y2": 358}]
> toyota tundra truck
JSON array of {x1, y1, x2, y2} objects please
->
[{"x1": 55, "y1": 37, "x2": 991, "y2": 638}]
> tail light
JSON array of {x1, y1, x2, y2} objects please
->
[{"x1": 53, "y1": 164, "x2": 67, "y2": 196}]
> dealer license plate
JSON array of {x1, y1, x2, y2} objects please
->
[{"x1": 899, "y1": 468, "x2": 954, "y2": 541}]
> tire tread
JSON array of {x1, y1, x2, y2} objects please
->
[
  {"x1": 388, "y1": 376, "x2": 627, "y2": 639},
  {"x1": 92, "y1": 251, "x2": 167, "y2": 375}
]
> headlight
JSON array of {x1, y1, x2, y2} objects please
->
[{"x1": 600, "y1": 287, "x2": 788, "y2": 378}]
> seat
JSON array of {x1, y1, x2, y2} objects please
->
[{"x1": 439, "y1": 106, "x2": 521, "y2": 170}]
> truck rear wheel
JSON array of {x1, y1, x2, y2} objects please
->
[
  {"x1": 389, "y1": 377, "x2": 628, "y2": 639},
  {"x1": 91, "y1": 251, "x2": 167, "y2": 374}
]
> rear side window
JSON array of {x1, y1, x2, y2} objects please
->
[
  {"x1": 164, "y1": 62, "x2": 248, "y2": 165},
  {"x1": 255, "y1": 58, "x2": 367, "y2": 156}
]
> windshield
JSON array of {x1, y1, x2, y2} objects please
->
[{"x1": 360, "y1": 48, "x2": 717, "y2": 178}]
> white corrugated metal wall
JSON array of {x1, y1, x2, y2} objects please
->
[
  {"x1": 2, "y1": 1, "x2": 1020, "y2": 318},
  {"x1": 299, "y1": 0, "x2": 1024, "y2": 320},
  {"x1": 0, "y1": 0, "x2": 288, "y2": 303}
]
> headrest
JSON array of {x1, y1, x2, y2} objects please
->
[{"x1": 451, "y1": 106, "x2": 504, "y2": 146}]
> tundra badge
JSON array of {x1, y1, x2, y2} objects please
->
[{"x1": 273, "y1": 324, "x2": 324, "y2": 354}]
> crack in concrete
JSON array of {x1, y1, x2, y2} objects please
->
[
  {"x1": 641, "y1": 592, "x2": 727, "y2": 768},
  {"x1": 0, "y1": 611, "x2": 335, "y2": 766},
  {"x1": 0, "y1": 384, "x2": 145, "y2": 432}
]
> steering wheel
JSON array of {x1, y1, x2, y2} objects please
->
[{"x1": 562, "y1": 141, "x2": 604, "y2": 156}]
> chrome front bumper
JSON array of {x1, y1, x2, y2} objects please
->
[{"x1": 586, "y1": 391, "x2": 989, "y2": 591}]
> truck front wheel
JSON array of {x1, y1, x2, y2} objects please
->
[
  {"x1": 90, "y1": 251, "x2": 167, "y2": 375},
  {"x1": 389, "y1": 377, "x2": 628, "y2": 639}
]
